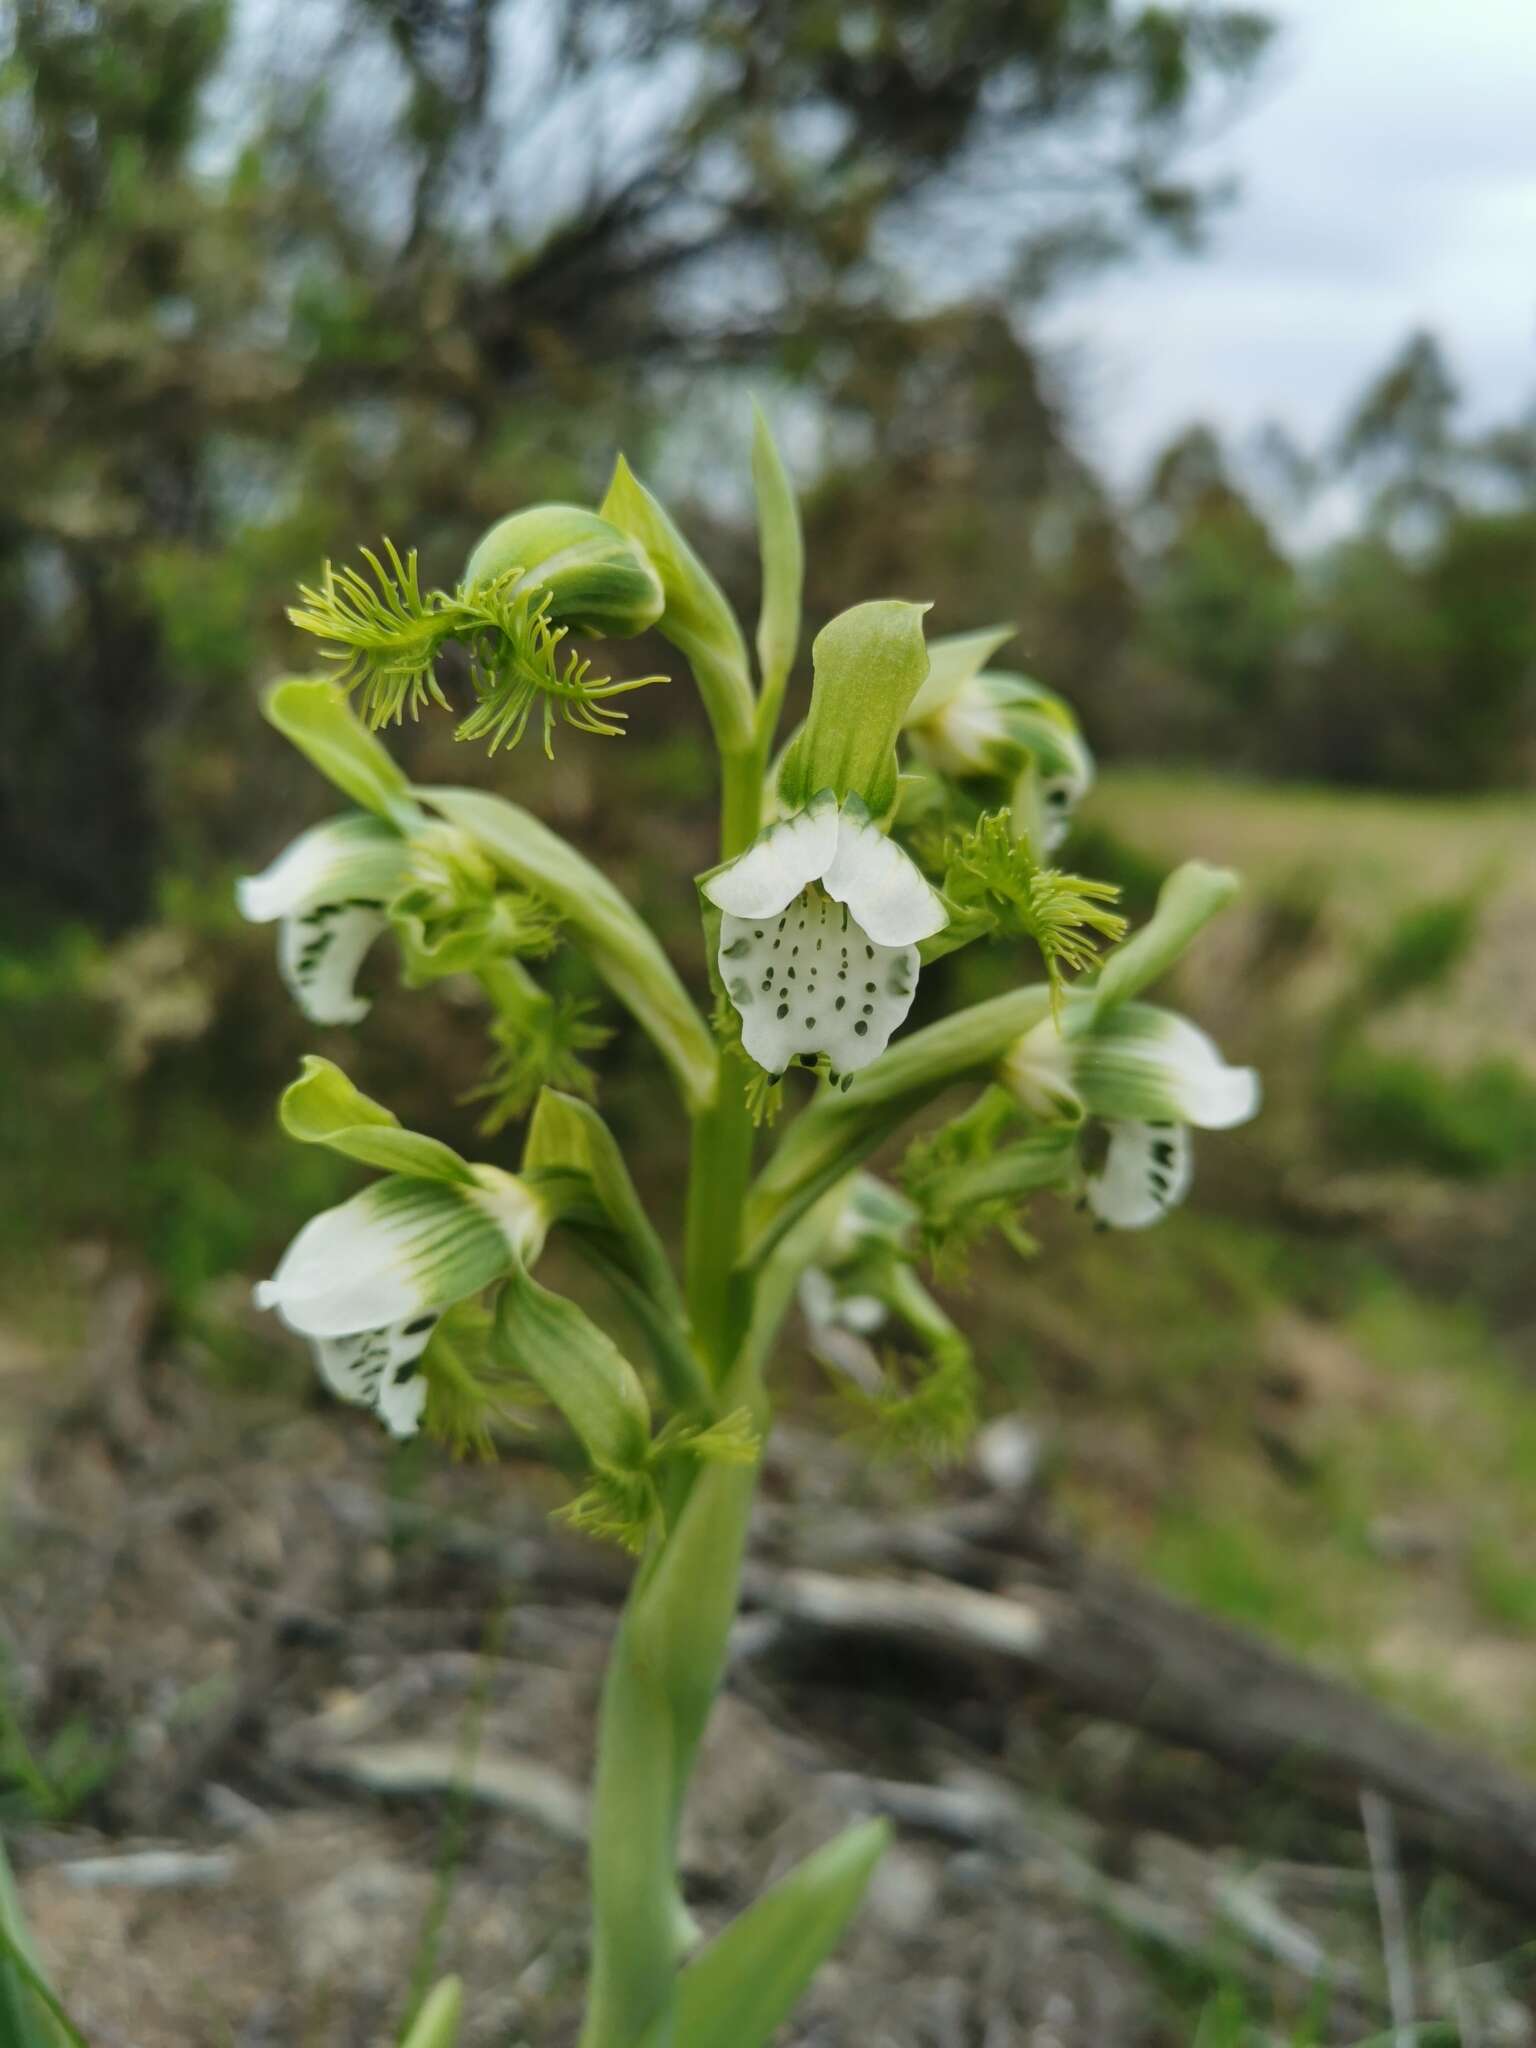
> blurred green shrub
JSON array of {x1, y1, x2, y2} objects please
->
[
  {"x1": 1324, "y1": 1045, "x2": 1536, "y2": 1180},
  {"x1": 1360, "y1": 893, "x2": 1481, "y2": 1009}
]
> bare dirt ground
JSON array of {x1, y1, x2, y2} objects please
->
[{"x1": 4, "y1": 1277, "x2": 1535, "y2": 2047}]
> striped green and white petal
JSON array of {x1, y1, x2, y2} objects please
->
[
  {"x1": 314, "y1": 1315, "x2": 437, "y2": 1437},
  {"x1": 1068, "y1": 1002, "x2": 1259, "y2": 1131},
  {"x1": 256, "y1": 1168, "x2": 544, "y2": 1340},
  {"x1": 1085, "y1": 1119, "x2": 1192, "y2": 1230},
  {"x1": 237, "y1": 814, "x2": 407, "y2": 1025},
  {"x1": 918, "y1": 671, "x2": 1094, "y2": 851},
  {"x1": 798, "y1": 1265, "x2": 887, "y2": 1336}
]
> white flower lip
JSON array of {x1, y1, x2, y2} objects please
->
[
  {"x1": 703, "y1": 789, "x2": 946, "y2": 949},
  {"x1": 1087, "y1": 1120, "x2": 1193, "y2": 1230},
  {"x1": 314, "y1": 1318, "x2": 436, "y2": 1437}
]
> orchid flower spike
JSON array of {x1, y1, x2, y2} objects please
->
[
  {"x1": 1003, "y1": 998, "x2": 1259, "y2": 1228},
  {"x1": 703, "y1": 789, "x2": 946, "y2": 1078},
  {"x1": 254, "y1": 1060, "x2": 551, "y2": 1436}
]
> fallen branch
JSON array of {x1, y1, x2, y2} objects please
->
[{"x1": 742, "y1": 1543, "x2": 1536, "y2": 1911}]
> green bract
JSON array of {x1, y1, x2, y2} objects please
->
[
  {"x1": 462, "y1": 503, "x2": 666, "y2": 637},
  {"x1": 262, "y1": 675, "x2": 420, "y2": 827},
  {"x1": 601, "y1": 454, "x2": 755, "y2": 756}
]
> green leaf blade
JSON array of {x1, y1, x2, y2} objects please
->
[{"x1": 641, "y1": 1820, "x2": 891, "y2": 2048}]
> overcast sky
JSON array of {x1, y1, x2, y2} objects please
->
[{"x1": 1042, "y1": 0, "x2": 1536, "y2": 488}]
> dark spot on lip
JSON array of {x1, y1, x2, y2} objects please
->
[
  {"x1": 402, "y1": 1315, "x2": 435, "y2": 1336},
  {"x1": 834, "y1": 996, "x2": 845, "y2": 1010},
  {"x1": 805, "y1": 1018, "x2": 816, "y2": 1030},
  {"x1": 776, "y1": 1002, "x2": 789, "y2": 1018},
  {"x1": 854, "y1": 1020, "x2": 868, "y2": 1036}
]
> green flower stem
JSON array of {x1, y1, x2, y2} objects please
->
[
  {"x1": 578, "y1": 1369, "x2": 773, "y2": 2048},
  {"x1": 683, "y1": 741, "x2": 764, "y2": 1379},
  {"x1": 582, "y1": 678, "x2": 779, "y2": 2045}
]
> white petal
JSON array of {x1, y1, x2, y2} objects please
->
[
  {"x1": 1072, "y1": 1004, "x2": 1259, "y2": 1131},
  {"x1": 797, "y1": 1266, "x2": 888, "y2": 1337},
  {"x1": 1002, "y1": 1017, "x2": 1079, "y2": 1120},
  {"x1": 822, "y1": 807, "x2": 947, "y2": 947},
  {"x1": 241, "y1": 816, "x2": 405, "y2": 1026},
  {"x1": 836, "y1": 1292, "x2": 889, "y2": 1334},
  {"x1": 718, "y1": 891, "x2": 919, "y2": 1077},
  {"x1": 314, "y1": 1314, "x2": 436, "y2": 1437},
  {"x1": 237, "y1": 814, "x2": 404, "y2": 923},
  {"x1": 1086, "y1": 1120, "x2": 1192, "y2": 1230},
  {"x1": 277, "y1": 902, "x2": 389, "y2": 1025},
  {"x1": 701, "y1": 789, "x2": 839, "y2": 919},
  {"x1": 257, "y1": 1176, "x2": 517, "y2": 1338},
  {"x1": 797, "y1": 1266, "x2": 840, "y2": 1333},
  {"x1": 924, "y1": 682, "x2": 1013, "y2": 777}
]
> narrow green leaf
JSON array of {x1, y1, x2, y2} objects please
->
[
  {"x1": 1090, "y1": 861, "x2": 1241, "y2": 1014},
  {"x1": 742, "y1": 985, "x2": 1056, "y2": 1265},
  {"x1": 262, "y1": 677, "x2": 419, "y2": 826},
  {"x1": 493, "y1": 1264, "x2": 651, "y2": 1472},
  {"x1": 424, "y1": 787, "x2": 719, "y2": 1114},
  {"x1": 639, "y1": 1820, "x2": 891, "y2": 2048},
  {"x1": 525, "y1": 1092, "x2": 680, "y2": 1318},
  {"x1": 600, "y1": 456, "x2": 755, "y2": 755},
  {"x1": 279, "y1": 1056, "x2": 473, "y2": 1183},
  {"x1": 523, "y1": 1091, "x2": 706, "y2": 1410},
  {"x1": 398, "y1": 1975, "x2": 463, "y2": 2048},
  {"x1": 750, "y1": 403, "x2": 803, "y2": 746},
  {"x1": 0, "y1": 1833, "x2": 80, "y2": 2048}
]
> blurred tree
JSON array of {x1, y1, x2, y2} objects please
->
[
  {"x1": 1337, "y1": 328, "x2": 1463, "y2": 541},
  {"x1": 1131, "y1": 423, "x2": 1296, "y2": 750},
  {"x1": 1287, "y1": 334, "x2": 1536, "y2": 788},
  {"x1": 0, "y1": 0, "x2": 1273, "y2": 926}
]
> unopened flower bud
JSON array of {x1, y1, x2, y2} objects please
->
[{"x1": 462, "y1": 504, "x2": 665, "y2": 638}]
